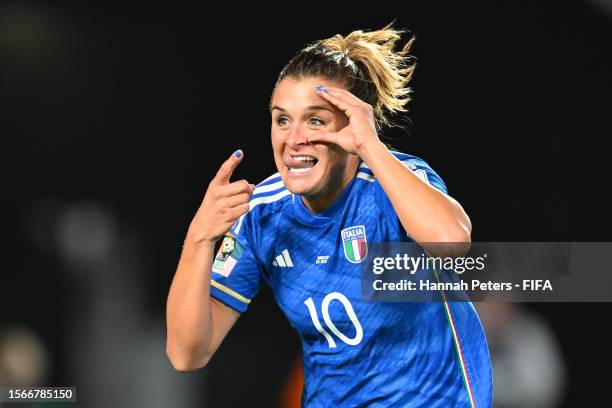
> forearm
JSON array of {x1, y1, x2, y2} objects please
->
[
  {"x1": 166, "y1": 233, "x2": 216, "y2": 369},
  {"x1": 165, "y1": 150, "x2": 252, "y2": 371},
  {"x1": 359, "y1": 141, "x2": 472, "y2": 245}
]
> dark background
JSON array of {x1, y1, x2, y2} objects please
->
[{"x1": 1, "y1": 0, "x2": 611, "y2": 406}]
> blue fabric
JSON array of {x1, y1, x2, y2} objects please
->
[{"x1": 210, "y1": 150, "x2": 493, "y2": 407}]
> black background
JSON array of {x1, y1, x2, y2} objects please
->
[{"x1": 2, "y1": 0, "x2": 611, "y2": 406}]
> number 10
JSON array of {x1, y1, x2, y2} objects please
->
[{"x1": 304, "y1": 292, "x2": 363, "y2": 348}]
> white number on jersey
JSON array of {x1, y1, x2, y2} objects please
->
[{"x1": 304, "y1": 292, "x2": 363, "y2": 348}]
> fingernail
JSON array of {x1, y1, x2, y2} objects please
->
[
  {"x1": 234, "y1": 150, "x2": 242, "y2": 158},
  {"x1": 315, "y1": 85, "x2": 327, "y2": 93}
]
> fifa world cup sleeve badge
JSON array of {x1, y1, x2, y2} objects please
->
[{"x1": 212, "y1": 232, "x2": 242, "y2": 278}]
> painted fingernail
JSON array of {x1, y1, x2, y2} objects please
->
[
  {"x1": 315, "y1": 85, "x2": 327, "y2": 93},
  {"x1": 234, "y1": 150, "x2": 242, "y2": 158}
]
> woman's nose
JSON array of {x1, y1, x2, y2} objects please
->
[{"x1": 287, "y1": 124, "x2": 310, "y2": 147}]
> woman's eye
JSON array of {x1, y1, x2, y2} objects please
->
[
  {"x1": 308, "y1": 117, "x2": 324, "y2": 126},
  {"x1": 276, "y1": 117, "x2": 289, "y2": 127}
]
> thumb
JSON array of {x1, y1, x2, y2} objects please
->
[{"x1": 213, "y1": 149, "x2": 244, "y2": 185}]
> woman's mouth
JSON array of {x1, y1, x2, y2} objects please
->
[{"x1": 285, "y1": 155, "x2": 319, "y2": 175}]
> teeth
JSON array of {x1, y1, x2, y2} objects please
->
[
  {"x1": 289, "y1": 167, "x2": 312, "y2": 173},
  {"x1": 293, "y1": 156, "x2": 316, "y2": 162}
]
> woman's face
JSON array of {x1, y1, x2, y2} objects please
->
[{"x1": 270, "y1": 76, "x2": 352, "y2": 197}]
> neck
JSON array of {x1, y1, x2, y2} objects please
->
[{"x1": 301, "y1": 157, "x2": 359, "y2": 215}]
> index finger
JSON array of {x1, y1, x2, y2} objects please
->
[
  {"x1": 318, "y1": 86, "x2": 365, "y2": 109},
  {"x1": 212, "y1": 150, "x2": 244, "y2": 185},
  {"x1": 315, "y1": 86, "x2": 357, "y2": 116}
]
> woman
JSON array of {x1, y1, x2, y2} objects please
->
[{"x1": 166, "y1": 25, "x2": 492, "y2": 407}]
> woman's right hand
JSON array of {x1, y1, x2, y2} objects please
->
[{"x1": 187, "y1": 150, "x2": 255, "y2": 245}]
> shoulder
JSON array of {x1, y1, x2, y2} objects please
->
[
  {"x1": 355, "y1": 149, "x2": 448, "y2": 194},
  {"x1": 249, "y1": 172, "x2": 293, "y2": 214},
  {"x1": 232, "y1": 172, "x2": 293, "y2": 235}
]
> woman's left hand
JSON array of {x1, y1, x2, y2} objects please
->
[{"x1": 309, "y1": 85, "x2": 380, "y2": 155}]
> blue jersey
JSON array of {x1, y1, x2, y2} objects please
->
[{"x1": 210, "y1": 150, "x2": 493, "y2": 408}]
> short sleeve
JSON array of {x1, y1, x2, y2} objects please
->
[
  {"x1": 210, "y1": 214, "x2": 263, "y2": 313},
  {"x1": 400, "y1": 157, "x2": 448, "y2": 195},
  {"x1": 374, "y1": 155, "x2": 449, "y2": 237}
]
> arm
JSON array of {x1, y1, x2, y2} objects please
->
[
  {"x1": 166, "y1": 150, "x2": 255, "y2": 371},
  {"x1": 166, "y1": 239, "x2": 239, "y2": 371},
  {"x1": 310, "y1": 86, "x2": 471, "y2": 256},
  {"x1": 358, "y1": 141, "x2": 471, "y2": 245}
]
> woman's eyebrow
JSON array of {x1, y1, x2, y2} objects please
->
[{"x1": 270, "y1": 105, "x2": 285, "y2": 113}]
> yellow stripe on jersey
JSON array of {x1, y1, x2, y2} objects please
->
[{"x1": 210, "y1": 280, "x2": 251, "y2": 304}]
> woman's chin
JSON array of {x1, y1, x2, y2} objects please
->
[
  {"x1": 284, "y1": 180, "x2": 311, "y2": 196},
  {"x1": 282, "y1": 173, "x2": 318, "y2": 196},
  {"x1": 282, "y1": 166, "x2": 318, "y2": 194}
]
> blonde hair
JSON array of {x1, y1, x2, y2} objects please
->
[{"x1": 277, "y1": 23, "x2": 416, "y2": 129}]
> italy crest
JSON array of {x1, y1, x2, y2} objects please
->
[{"x1": 341, "y1": 225, "x2": 367, "y2": 263}]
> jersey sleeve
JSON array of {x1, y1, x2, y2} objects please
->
[
  {"x1": 374, "y1": 155, "x2": 449, "y2": 237},
  {"x1": 210, "y1": 213, "x2": 263, "y2": 313},
  {"x1": 400, "y1": 156, "x2": 448, "y2": 195}
]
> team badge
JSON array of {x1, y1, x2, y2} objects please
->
[
  {"x1": 341, "y1": 225, "x2": 367, "y2": 263},
  {"x1": 212, "y1": 232, "x2": 242, "y2": 277}
]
